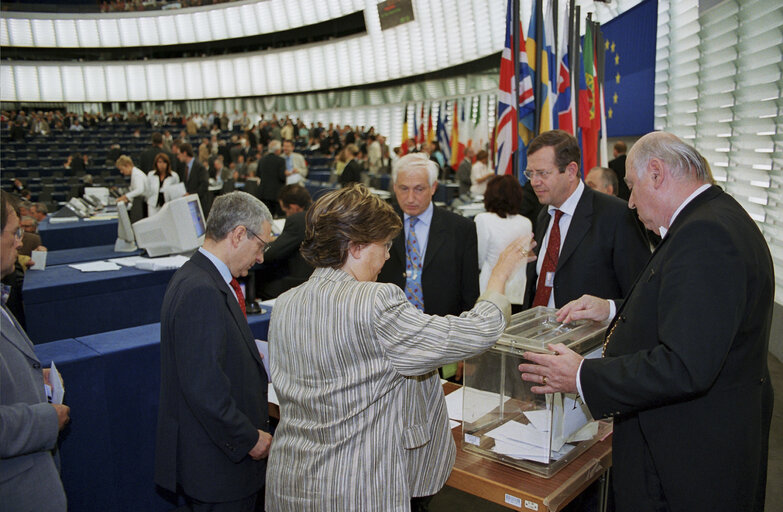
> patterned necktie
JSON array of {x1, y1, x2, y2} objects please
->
[
  {"x1": 532, "y1": 209, "x2": 564, "y2": 307},
  {"x1": 229, "y1": 277, "x2": 247, "y2": 318},
  {"x1": 405, "y1": 217, "x2": 424, "y2": 310}
]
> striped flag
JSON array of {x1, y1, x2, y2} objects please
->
[
  {"x1": 427, "y1": 106, "x2": 435, "y2": 145},
  {"x1": 579, "y1": 22, "x2": 601, "y2": 173},
  {"x1": 539, "y1": 0, "x2": 557, "y2": 132},
  {"x1": 495, "y1": 0, "x2": 518, "y2": 176},
  {"x1": 417, "y1": 104, "x2": 426, "y2": 147},
  {"x1": 518, "y1": 1, "x2": 536, "y2": 182},
  {"x1": 401, "y1": 106, "x2": 409, "y2": 155},
  {"x1": 437, "y1": 104, "x2": 451, "y2": 164},
  {"x1": 450, "y1": 100, "x2": 461, "y2": 168},
  {"x1": 555, "y1": 2, "x2": 575, "y2": 134}
]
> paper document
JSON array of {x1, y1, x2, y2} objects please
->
[
  {"x1": 445, "y1": 387, "x2": 464, "y2": 421},
  {"x1": 48, "y1": 216, "x2": 79, "y2": 224},
  {"x1": 255, "y1": 340, "x2": 271, "y2": 382},
  {"x1": 134, "y1": 255, "x2": 189, "y2": 271},
  {"x1": 268, "y1": 383, "x2": 279, "y2": 406},
  {"x1": 30, "y1": 250, "x2": 47, "y2": 271},
  {"x1": 461, "y1": 387, "x2": 512, "y2": 423},
  {"x1": 70, "y1": 261, "x2": 121, "y2": 272},
  {"x1": 449, "y1": 420, "x2": 460, "y2": 430},
  {"x1": 49, "y1": 361, "x2": 64, "y2": 405},
  {"x1": 109, "y1": 256, "x2": 148, "y2": 267},
  {"x1": 271, "y1": 218, "x2": 286, "y2": 235},
  {"x1": 259, "y1": 298, "x2": 276, "y2": 308}
]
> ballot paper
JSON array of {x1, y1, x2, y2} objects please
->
[
  {"x1": 449, "y1": 387, "x2": 512, "y2": 423},
  {"x1": 46, "y1": 361, "x2": 64, "y2": 405},
  {"x1": 486, "y1": 420, "x2": 551, "y2": 463},
  {"x1": 255, "y1": 340, "x2": 271, "y2": 382},
  {"x1": 69, "y1": 261, "x2": 121, "y2": 272},
  {"x1": 268, "y1": 383, "x2": 279, "y2": 406},
  {"x1": 30, "y1": 250, "x2": 47, "y2": 271},
  {"x1": 134, "y1": 255, "x2": 190, "y2": 271}
]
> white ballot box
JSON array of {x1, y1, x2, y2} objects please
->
[{"x1": 462, "y1": 306, "x2": 611, "y2": 478}]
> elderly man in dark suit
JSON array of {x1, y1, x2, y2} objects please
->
[
  {"x1": 1, "y1": 191, "x2": 70, "y2": 511},
  {"x1": 155, "y1": 191, "x2": 273, "y2": 511},
  {"x1": 522, "y1": 130, "x2": 650, "y2": 311},
  {"x1": 175, "y1": 142, "x2": 211, "y2": 217},
  {"x1": 519, "y1": 132, "x2": 774, "y2": 512}
]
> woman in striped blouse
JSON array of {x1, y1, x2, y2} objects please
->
[{"x1": 266, "y1": 184, "x2": 531, "y2": 511}]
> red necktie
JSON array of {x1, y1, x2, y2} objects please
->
[
  {"x1": 532, "y1": 209, "x2": 564, "y2": 307},
  {"x1": 229, "y1": 277, "x2": 247, "y2": 318}
]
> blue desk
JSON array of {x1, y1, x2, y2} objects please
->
[
  {"x1": 45, "y1": 244, "x2": 141, "y2": 266},
  {"x1": 22, "y1": 263, "x2": 176, "y2": 343},
  {"x1": 39, "y1": 217, "x2": 118, "y2": 251},
  {"x1": 33, "y1": 311, "x2": 272, "y2": 512}
]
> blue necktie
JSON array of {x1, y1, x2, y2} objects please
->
[{"x1": 405, "y1": 217, "x2": 424, "y2": 310}]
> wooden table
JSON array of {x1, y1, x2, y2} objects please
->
[
  {"x1": 268, "y1": 381, "x2": 612, "y2": 512},
  {"x1": 443, "y1": 382, "x2": 612, "y2": 512}
]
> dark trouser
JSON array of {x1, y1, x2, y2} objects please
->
[
  {"x1": 411, "y1": 495, "x2": 433, "y2": 512},
  {"x1": 186, "y1": 488, "x2": 264, "y2": 512}
]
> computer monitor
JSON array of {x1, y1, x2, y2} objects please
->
[
  {"x1": 132, "y1": 195, "x2": 206, "y2": 257},
  {"x1": 114, "y1": 201, "x2": 137, "y2": 252},
  {"x1": 84, "y1": 187, "x2": 110, "y2": 206}
]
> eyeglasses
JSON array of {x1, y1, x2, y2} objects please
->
[
  {"x1": 245, "y1": 227, "x2": 271, "y2": 253},
  {"x1": 523, "y1": 168, "x2": 559, "y2": 180},
  {"x1": 383, "y1": 240, "x2": 393, "y2": 252},
  {"x1": 10, "y1": 227, "x2": 23, "y2": 240}
]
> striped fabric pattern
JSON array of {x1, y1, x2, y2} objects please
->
[{"x1": 266, "y1": 267, "x2": 508, "y2": 511}]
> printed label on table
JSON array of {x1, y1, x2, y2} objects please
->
[
  {"x1": 504, "y1": 493, "x2": 522, "y2": 508},
  {"x1": 524, "y1": 499, "x2": 540, "y2": 510},
  {"x1": 464, "y1": 433, "x2": 480, "y2": 446}
]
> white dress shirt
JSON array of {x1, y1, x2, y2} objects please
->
[{"x1": 535, "y1": 180, "x2": 585, "y2": 308}]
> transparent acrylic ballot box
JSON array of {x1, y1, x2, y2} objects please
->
[{"x1": 461, "y1": 306, "x2": 611, "y2": 478}]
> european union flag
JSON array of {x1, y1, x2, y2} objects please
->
[{"x1": 603, "y1": 0, "x2": 657, "y2": 137}]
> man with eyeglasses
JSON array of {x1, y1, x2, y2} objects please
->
[
  {"x1": 522, "y1": 130, "x2": 650, "y2": 310},
  {"x1": 155, "y1": 191, "x2": 274, "y2": 511},
  {"x1": 1, "y1": 191, "x2": 70, "y2": 511}
]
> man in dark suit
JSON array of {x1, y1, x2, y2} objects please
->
[
  {"x1": 378, "y1": 152, "x2": 479, "y2": 318},
  {"x1": 608, "y1": 140, "x2": 629, "y2": 199},
  {"x1": 155, "y1": 191, "x2": 273, "y2": 511},
  {"x1": 258, "y1": 185, "x2": 314, "y2": 299},
  {"x1": 339, "y1": 144, "x2": 363, "y2": 187},
  {"x1": 1, "y1": 191, "x2": 70, "y2": 511},
  {"x1": 257, "y1": 140, "x2": 286, "y2": 216},
  {"x1": 175, "y1": 142, "x2": 211, "y2": 218},
  {"x1": 519, "y1": 132, "x2": 774, "y2": 512},
  {"x1": 377, "y1": 152, "x2": 479, "y2": 511},
  {"x1": 522, "y1": 130, "x2": 650, "y2": 310}
]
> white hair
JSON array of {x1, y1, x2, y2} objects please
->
[
  {"x1": 392, "y1": 153, "x2": 438, "y2": 185},
  {"x1": 628, "y1": 132, "x2": 711, "y2": 183}
]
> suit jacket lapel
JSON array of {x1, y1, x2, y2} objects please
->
[
  {"x1": 423, "y1": 207, "x2": 445, "y2": 270},
  {"x1": 610, "y1": 186, "x2": 721, "y2": 323},
  {"x1": 557, "y1": 187, "x2": 593, "y2": 271},
  {"x1": 1, "y1": 305, "x2": 39, "y2": 362},
  {"x1": 190, "y1": 252, "x2": 264, "y2": 368}
]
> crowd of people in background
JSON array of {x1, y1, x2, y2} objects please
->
[{"x1": 3, "y1": 108, "x2": 505, "y2": 211}]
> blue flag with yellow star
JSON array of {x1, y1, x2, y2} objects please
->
[{"x1": 602, "y1": 0, "x2": 657, "y2": 136}]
